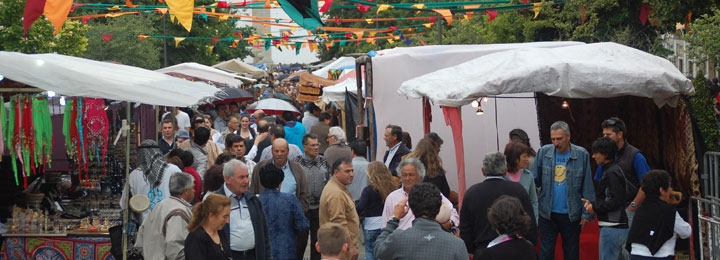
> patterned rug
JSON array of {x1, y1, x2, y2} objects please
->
[{"x1": 0, "y1": 236, "x2": 114, "y2": 260}]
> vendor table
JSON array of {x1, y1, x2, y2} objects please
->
[{"x1": 0, "y1": 233, "x2": 114, "y2": 260}]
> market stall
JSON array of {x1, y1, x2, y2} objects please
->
[{"x1": 0, "y1": 51, "x2": 219, "y2": 260}]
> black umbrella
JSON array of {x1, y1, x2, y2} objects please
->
[
  {"x1": 213, "y1": 87, "x2": 254, "y2": 105},
  {"x1": 277, "y1": 73, "x2": 290, "y2": 81}
]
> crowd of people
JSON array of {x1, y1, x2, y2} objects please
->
[{"x1": 121, "y1": 98, "x2": 691, "y2": 260}]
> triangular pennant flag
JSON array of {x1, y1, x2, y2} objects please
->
[
  {"x1": 217, "y1": 1, "x2": 229, "y2": 8},
  {"x1": 368, "y1": 31, "x2": 377, "y2": 37},
  {"x1": 403, "y1": 38, "x2": 413, "y2": 46},
  {"x1": 411, "y1": 3, "x2": 425, "y2": 14},
  {"x1": 387, "y1": 38, "x2": 394, "y2": 44},
  {"x1": 432, "y1": 9, "x2": 452, "y2": 26},
  {"x1": 354, "y1": 31, "x2": 364, "y2": 39},
  {"x1": 265, "y1": 40, "x2": 271, "y2": 50},
  {"x1": 101, "y1": 34, "x2": 113, "y2": 43},
  {"x1": 338, "y1": 40, "x2": 347, "y2": 47},
  {"x1": 208, "y1": 46, "x2": 214, "y2": 52},
  {"x1": 156, "y1": 8, "x2": 168, "y2": 15},
  {"x1": 484, "y1": 10, "x2": 497, "y2": 22},
  {"x1": 377, "y1": 4, "x2": 393, "y2": 15},
  {"x1": 522, "y1": 0, "x2": 528, "y2": 3},
  {"x1": 174, "y1": 37, "x2": 185, "y2": 47},
  {"x1": 264, "y1": 0, "x2": 271, "y2": 8},
  {"x1": 212, "y1": 37, "x2": 220, "y2": 45},
  {"x1": 423, "y1": 23, "x2": 433, "y2": 28},
  {"x1": 639, "y1": 3, "x2": 649, "y2": 26},
  {"x1": 107, "y1": 6, "x2": 121, "y2": 10},
  {"x1": 219, "y1": 15, "x2": 229, "y2": 22},
  {"x1": 295, "y1": 43, "x2": 302, "y2": 55},
  {"x1": 533, "y1": 3, "x2": 542, "y2": 19},
  {"x1": 199, "y1": 13, "x2": 208, "y2": 22},
  {"x1": 365, "y1": 19, "x2": 374, "y2": 24},
  {"x1": 69, "y1": 3, "x2": 83, "y2": 13},
  {"x1": 81, "y1": 17, "x2": 88, "y2": 24},
  {"x1": 429, "y1": 16, "x2": 437, "y2": 23},
  {"x1": 325, "y1": 41, "x2": 333, "y2": 50},
  {"x1": 138, "y1": 35, "x2": 150, "y2": 40},
  {"x1": 464, "y1": 4, "x2": 480, "y2": 19},
  {"x1": 356, "y1": 4, "x2": 371, "y2": 12},
  {"x1": 308, "y1": 42, "x2": 316, "y2": 52},
  {"x1": 125, "y1": 0, "x2": 137, "y2": 8},
  {"x1": 43, "y1": 0, "x2": 74, "y2": 34},
  {"x1": 319, "y1": 0, "x2": 333, "y2": 12},
  {"x1": 579, "y1": 7, "x2": 587, "y2": 24},
  {"x1": 23, "y1": 0, "x2": 47, "y2": 37}
]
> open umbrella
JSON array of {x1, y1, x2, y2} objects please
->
[
  {"x1": 261, "y1": 93, "x2": 293, "y2": 102},
  {"x1": 213, "y1": 87, "x2": 254, "y2": 105},
  {"x1": 247, "y1": 98, "x2": 300, "y2": 115}
]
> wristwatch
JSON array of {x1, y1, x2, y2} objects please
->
[{"x1": 630, "y1": 202, "x2": 637, "y2": 208}]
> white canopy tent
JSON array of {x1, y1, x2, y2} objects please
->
[
  {"x1": 399, "y1": 42, "x2": 694, "y2": 108},
  {"x1": 320, "y1": 78, "x2": 364, "y2": 103},
  {"x1": 156, "y1": 62, "x2": 255, "y2": 87},
  {"x1": 371, "y1": 41, "x2": 584, "y2": 204},
  {"x1": 312, "y1": 56, "x2": 355, "y2": 78},
  {"x1": 213, "y1": 58, "x2": 268, "y2": 78},
  {"x1": 0, "y1": 52, "x2": 220, "y2": 107}
]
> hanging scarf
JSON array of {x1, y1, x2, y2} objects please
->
[
  {"x1": 22, "y1": 96, "x2": 36, "y2": 175},
  {"x1": 0, "y1": 96, "x2": 5, "y2": 162},
  {"x1": 8, "y1": 96, "x2": 21, "y2": 187},
  {"x1": 138, "y1": 140, "x2": 169, "y2": 188},
  {"x1": 83, "y1": 98, "x2": 109, "y2": 172},
  {"x1": 32, "y1": 98, "x2": 52, "y2": 169},
  {"x1": 63, "y1": 99, "x2": 73, "y2": 153},
  {"x1": 76, "y1": 98, "x2": 88, "y2": 175},
  {"x1": 69, "y1": 98, "x2": 84, "y2": 179}
]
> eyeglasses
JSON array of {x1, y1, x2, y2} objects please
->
[{"x1": 604, "y1": 119, "x2": 618, "y2": 126}]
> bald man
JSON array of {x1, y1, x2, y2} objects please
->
[{"x1": 251, "y1": 138, "x2": 311, "y2": 212}]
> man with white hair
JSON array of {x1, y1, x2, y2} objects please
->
[
  {"x1": 380, "y1": 157, "x2": 459, "y2": 231},
  {"x1": 324, "y1": 126, "x2": 352, "y2": 168},
  {"x1": 215, "y1": 159, "x2": 271, "y2": 260},
  {"x1": 135, "y1": 172, "x2": 195, "y2": 260},
  {"x1": 459, "y1": 152, "x2": 538, "y2": 256}
]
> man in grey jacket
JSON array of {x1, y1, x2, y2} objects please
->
[{"x1": 374, "y1": 183, "x2": 467, "y2": 260}]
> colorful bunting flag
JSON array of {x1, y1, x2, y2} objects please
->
[
  {"x1": 174, "y1": 37, "x2": 185, "y2": 47},
  {"x1": 377, "y1": 4, "x2": 393, "y2": 15},
  {"x1": 533, "y1": 3, "x2": 541, "y2": 19},
  {"x1": 101, "y1": 34, "x2": 113, "y2": 43},
  {"x1": 484, "y1": 10, "x2": 497, "y2": 22}
]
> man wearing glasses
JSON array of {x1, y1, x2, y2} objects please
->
[{"x1": 598, "y1": 117, "x2": 651, "y2": 227}]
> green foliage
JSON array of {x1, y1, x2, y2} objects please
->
[
  {"x1": 84, "y1": 15, "x2": 163, "y2": 69},
  {"x1": 0, "y1": 0, "x2": 88, "y2": 55},
  {"x1": 688, "y1": 71, "x2": 720, "y2": 152},
  {"x1": 79, "y1": 0, "x2": 254, "y2": 69},
  {"x1": 684, "y1": 8, "x2": 720, "y2": 69}
]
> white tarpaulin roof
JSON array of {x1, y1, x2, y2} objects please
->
[
  {"x1": 312, "y1": 57, "x2": 355, "y2": 77},
  {"x1": 213, "y1": 58, "x2": 268, "y2": 78},
  {"x1": 398, "y1": 42, "x2": 694, "y2": 107},
  {"x1": 155, "y1": 62, "x2": 255, "y2": 87},
  {"x1": 156, "y1": 62, "x2": 251, "y2": 87},
  {"x1": 321, "y1": 78, "x2": 364, "y2": 103},
  {"x1": 0, "y1": 52, "x2": 220, "y2": 107}
]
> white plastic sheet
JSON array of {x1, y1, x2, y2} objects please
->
[
  {"x1": 311, "y1": 56, "x2": 355, "y2": 77},
  {"x1": 213, "y1": 58, "x2": 268, "y2": 78},
  {"x1": 399, "y1": 42, "x2": 694, "y2": 107},
  {"x1": 156, "y1": 62, "x2": 250, "y2": 87},
  {"x1": 0, "y1": 52, "x2": 219, "y2": 107},
  {"x1": 320, "y1": 78, "x2": 364, "y2": 103}
]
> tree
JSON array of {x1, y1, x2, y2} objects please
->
[
  {"x1": 84, "y1": 14, "x2": 163, "y2": 69},
  {"x1": 685, "y1": 8, "x2": 720, "y2": 69},
  {"x1": 0, "y1": 0, "x2": 88, "y2": 55}
]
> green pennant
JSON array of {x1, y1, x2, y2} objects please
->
[
  {"x1": 276, "y1": 0, "x2": 325, "y2": 30},
  {"x1": 295, "y1": 42, "x2": 303, "y2": 55},
  {"x1": 265, "y1": 40, "x2": 271, "y2": 50}
]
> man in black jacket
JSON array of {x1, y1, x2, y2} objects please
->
[
  {"x1": 216, "y1": 159, "x2": 271, "y2": 260},
  {"x1": 460, "y1": 152, "x2": 538, "y2": 257},
  {"x1": 382, "y1": 125, "x2": 411, "y2": 177}
]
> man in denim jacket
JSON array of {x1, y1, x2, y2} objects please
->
[{"x1": 531, "y1": 121, "x2": 595, "y2": 260}]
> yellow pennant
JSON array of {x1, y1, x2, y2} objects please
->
[
  {"x1": 174, "y1": 37, "x2": 185, "y2": 47},
  {"x1": 291, "y1": 26, "x2": 297, "y2": 31},
  {"x1": 533, "y1": 3, "x2": 542, "y2": 19},
  {"x1": 411, "y1": 3, "x2": 425, "y2": 14},
  {"x1": 107, "y1": 5, "x2": 121, "y2": 10},
  {"x1": 365, "y1": 19, "x2": 374, "y2": 24},
  {"x1": 308, "y1": 42, "x2": 316, "y2": 52},
  {"x1": 165, "y1": 0, "x2": 195, "y2": 32},
  {"x1": 423, "y1": 23, "x2": 433, "y2": 28},
  {"x1": 219, "y1": 15, "x2": 229, "y2": 22},
  {"x1": 376, "y1": 4, "x2": 393, "y2": 15},
  {"x1": 208, "y1": 46, "x2": 214, "y2": 52},
  {"x1": 387, "y1": 38, "x2": 395, "y2": 44}
]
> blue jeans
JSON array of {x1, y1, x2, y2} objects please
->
[
  {"x1": 539, "y1": 213, "x2": 581, "y2": 260},
  {"x1": 599, "y1": 226, "x2": 629, "y2": 260},
  {"x1": 363, "y1": 228, "x2": 381, "y2": 260}
]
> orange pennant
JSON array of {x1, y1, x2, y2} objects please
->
[
  {"x1": 43, "y1": 0, "x2": 74, "y2": 33},
  {"x1": 138, "y1": 34, "x2": 150, "y2": 40},
  {"x1": 432, "y1": 9, "x2": 452, "y2": 26},
  {"x1": 125, "y1": 0, "x2": 137, "y2": 8},
  {"x1": 353, "y1": 31, "x2": 364, "y2": 39},
  {"x1": 156, "y1": 8, "x2": 168, "y2": 15},
  {"x1": 464, "y1": 4, "x2": 480, "y2": 19}
]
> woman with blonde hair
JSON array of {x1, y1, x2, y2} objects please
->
[
  {"x1": 356, "y1": 162, "x2": 397, "y2": 260},
  {"x1": 404, "y1": 138, "x2": 451, "y2": 198},
  {"x1": 184, "y1": 194, "x2": 232, "y2": 260}
]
